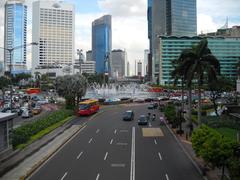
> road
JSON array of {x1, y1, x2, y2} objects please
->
[{"x1": 29, "y1": 103, "x2": 203, "y2": 180}]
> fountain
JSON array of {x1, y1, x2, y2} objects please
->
[{"x1": 85, "y1": 83, "x2": 158, "y2": 100}]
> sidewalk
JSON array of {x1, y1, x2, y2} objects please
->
[{"x1": 0, "y1": 117, "x2": 85, "y2": 180}]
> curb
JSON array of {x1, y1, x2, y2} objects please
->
[
  {"x1": 0, "y1": 116, "x2": 76, "y2": 177},
  {"x1": 165, "y1": 123, "x2": 208, "y2": 180},
  {"x1": 20, "y1": 124, "x2": 87, "y2": 180}
]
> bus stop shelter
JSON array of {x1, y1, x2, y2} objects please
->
[{"x1": 0, "y1": 113, "x2": 16, "y2": 155}]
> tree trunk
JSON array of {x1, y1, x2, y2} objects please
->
[
  {"x1": 198, "y1": 82, "x2": 202, "y2": 126},
  {"x1": 188, "y1": 87, "x2": 193, "y2": 134}
]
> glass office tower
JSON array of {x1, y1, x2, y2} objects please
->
[
  {"x1": 158, "y1": 36, "x2": 240, "y2": 85},
  {"x1": 4, "y1": 0, "x2": 27, "y2": 74},
  {"x1": 150, "y1": 0, "x2": 197, "y2": 83},
  {"x1": 92, "y1": 15, "x2": 112, "y2": 74}
]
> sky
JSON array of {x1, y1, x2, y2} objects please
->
[{"x1": 0, "y1": 0, "x2": 240, "y2": 74}]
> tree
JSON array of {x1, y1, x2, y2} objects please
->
[
  {"x1": 174, "y1": 39, "x2": 220, "y2": 125},
  {"x1": 11, "y1": 73, "x2": 32, "y2": 86},
  {"x1": 56, "y1": 74, "x2": 87, "y2": 109},
  {"x1": 0, "y1": 76, "x2": 11, "y2": 101},
  {"x1": 208, "y1": 76, "x2": 235, "y2": 116}
]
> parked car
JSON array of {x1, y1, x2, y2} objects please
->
[
  {"x1": 138, "y1": 115, "x2": 148, "y2": 125},
  {"x1": 123, "y1": 110, "x2": 134, "y2": 121},
  {"x1": 22, "y1": 109, "x2": 33, "y2": 118}
]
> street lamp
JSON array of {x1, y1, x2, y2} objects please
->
[{"x1": 0, "y1": 42, "x2": 38, "y2": 112}]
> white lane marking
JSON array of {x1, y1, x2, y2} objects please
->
[
  {"x1": 130, "y1": 126, "x2": 135, "y2": 180},
  {"x1": 111, "y1": 164, "x2": 126, "y2": 167},
  {"x1": 165, "y1": 174, "x2": 169, "y2": 180},
  {"x1": 96, "y1": 173, "x2": 100, "y2": 180},
  {"x1": 116, "y1": 142, "x2": 128, "y2": 146},
  {"x1": 149, "y1": 122, "x2": 152, "y2": 127},
  {"x1": 110, "y1": 139, "x2": 113, "y2": 144},
  {"x1": 60, "y1": 172, "x2": 68, "y2": 180},
  {"x1": 96, "y1": 129, "x2": 100, "y2": 133},
  {"x1": 120, "y1": 130, "x2": 129, "y2": 133},
  {"x1": 114, "y1": 129, "x2": 117, "y2": 134},
  {"x1": 76, "y1": 151, "x2": 83, "y2": 160},
  {"x1": 154, "y1": 139, "x2": 157, "y2": 145},
  {"x1": 158, "y1": 152, "x2": 162, "y2": 160},
  {"x1": 104, "y1": 152, "x2": 108, "y2": 160},
  {"x1": 88, "y1": 138, "x2": 93, "y2": 144}
]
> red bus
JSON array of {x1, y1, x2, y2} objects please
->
[
  {"x1": 26, "y1": 88, "x2": 41, "y2": 94},
  {"x1": 78, "y1": 99, "x2": 100, "y2": 116}
]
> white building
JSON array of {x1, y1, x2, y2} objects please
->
[
  {"x1": 144, "y1": 49, "x2": 149, "y2": 76},
  {"x1": 32, "y1": 1, "x2": 75, "y2": 75},
  {"x1": 137, "y1": 61, "x2": 142, "y2": 77},
  {"x1": 74, "y1": 60, "x2": 95, "y2": 74}
]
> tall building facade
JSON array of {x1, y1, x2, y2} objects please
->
[
  {"x1": 4, "y1": 0, "x2": 27, "y2": 74},
  {"x1": 32, "y1": 1, "x2": 75, "y2": 71},
  {"x1": 158, "y1": 36, "x2": 240, "y2": 85},
  {"x1": 92, "y1": 15, "x2": 112, "y2": 75},
  {"x1": 86, "y1": 50, "x2": 92, "y2": 61},
  {"x1": 111, "y1": 49, "x2": 125, "y2": 79},
  {"x1": 150, "y1": 0, "x2": 197, "y2": 83}
]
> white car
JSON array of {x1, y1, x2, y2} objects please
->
[{"x1": 21, "y1": 109, "x2": 33, "y2": 118}]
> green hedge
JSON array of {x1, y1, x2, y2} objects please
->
[
  {"x1": 12, "y1": 109, "x2": 73, "y2": 148},
  {"x1": 163, "y1": 104, "x2": 177, "y2": 123}
]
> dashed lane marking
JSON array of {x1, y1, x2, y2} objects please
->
[
  {"x1": 60, "y1": 172, "x2": 68, "y2": 180},
  {"x1": 76, "y1": 151, "x2": 83, "y2": 160},
  {"x1": 111, "y1": 164, "x2": 126, "y2": 167},
  {"x1": 110, "y1": 139, "x2": 113, "y2": 144},
  {"x1": 116, "y1": 142, "x2": 128, "y2": 146}
]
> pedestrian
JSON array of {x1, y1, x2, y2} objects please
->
[
  {"x1": 152, "y1": 114, "x2": 156, "y2": 121},
  {"x1": 147, "y1": 112, "x2": 151, "y2": 121}
]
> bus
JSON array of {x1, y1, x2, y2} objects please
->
[
  {"x1": 26, "y1": 88, "x2": 41, "y2": 94},
  {"x1": 78, "y1": 99, "x2": 100, "y2": 116}
]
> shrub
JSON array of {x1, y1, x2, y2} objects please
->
[{"x1": 12, "y1": 109, "x2": 73, "y2": 148}]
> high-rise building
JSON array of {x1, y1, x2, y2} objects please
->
[
  {"x1": 111, "y1": 49, "x2": 126, "y2": 79},
  {"x1": 150, "y1": 0, "x2": 197, "y2": 83},
  {"x1": 137, "y1": 61, "x2": 143, "y2": 77},
  {"x1": 158, "y1": 36, "x2": 240, "y2": 85},
  {"x1": 86, "y1": 50, "x2": 92, "y2": 61},
  {"x1": 32, "y1": 1, "x2": 75, "y2": 72},
  {"x1": 126, "y1": 61, "x2": 130, "y2": 77},
  {"x1": 4, "y1": 0, "x2": 27, "y2": 74},
  {"x1": 144, "y1": 49, "x2": 149, "y2": 76},
  {"x1": 92, "y1": 15, "x2": 112, "y2": 75}
]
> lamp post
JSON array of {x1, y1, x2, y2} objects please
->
[{"x1": 0, "y1": 42, "x2": 38, "y2": 112}]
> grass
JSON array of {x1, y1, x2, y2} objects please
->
[
  {"x1": 16, "y1": 116, "x2": 74, "y2": 149},
  {"x1": 215, "y1": 127, "x2": 239, "y2": 141}
]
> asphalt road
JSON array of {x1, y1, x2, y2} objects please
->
[{"x1": 29, "y1": 103, "x2": 203, "y2": 180}]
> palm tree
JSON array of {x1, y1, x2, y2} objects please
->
[
  {"x1": 179, "y1": 39, "x2": 220, "y2": 125},
  {"x1": 171, "y1": 50, "x2": 194, "y2": 132}
]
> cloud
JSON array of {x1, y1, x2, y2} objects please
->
[{"x1": 98, "y1": 0, "x2": 146, "y2": 17}]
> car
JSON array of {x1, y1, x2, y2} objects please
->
[
  {"x1": 21, "y1": 109, "x2": 33, "y2": 118},
  {"x1": 138, "y1": 115, "x2": 148, "y2": 125},
  {"x1": 123, "y1": 110, "x2": 134, "y2": 121},
  {"x1": 147, "y1": 104, "x2": 154, "y2": 109},
  {"x1": 153, "y1": 102, "x2": 158, "y2": 108}
]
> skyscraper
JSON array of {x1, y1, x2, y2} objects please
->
[
  {"x1": 92, "y1": 15, "x2": 112, "y2": 75},
  {"x1": 150, "y1": 0, "x2": 197, "y2": 82},
  {"x1": 4, "y1": 0, "x2": 27, "y2": 74},
  {"x1": 111, "y1": 49, "x2": 126, "y2": 79},
  {"x1": 32, "y1": 1, "x2": 75, "y2": 72}
]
